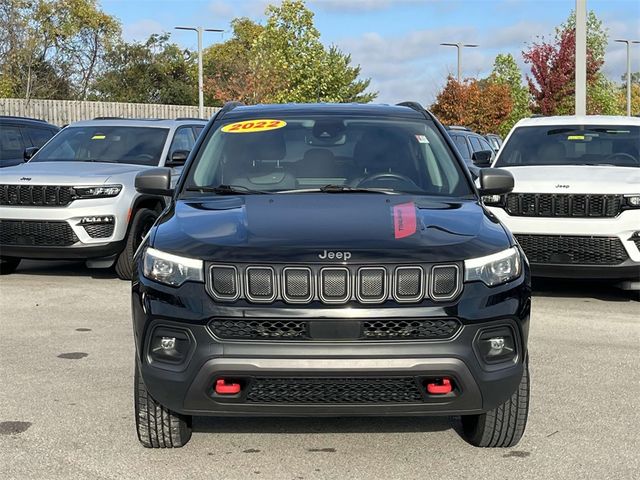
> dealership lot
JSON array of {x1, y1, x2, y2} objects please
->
[{"x1": 1, "y1": 260, "x2": 638, "y2": 480}]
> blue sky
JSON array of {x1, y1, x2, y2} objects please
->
[{"x1": 101, "y1": 0, "x2": 640, "y2": 104}]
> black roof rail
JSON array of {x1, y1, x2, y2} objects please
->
[
  {"x1": 396, "y1": 101, "x2": 437, "y2": 122},
  {"x1": 396, "y1": 101, "x2": 425, "y2": 114},
  {"x1": 530, "y1": 114, "x2": 545, "y2": 118},
  {"x1": 218, "y1": 101, "x2": 244, "y2": 118},
  {"x1": 447, "y1": 125, "x2": 471, "y2": 131},
  {"x1": 175, "y1": 117, "x2": 207, "y2": 121},
  {"x1": 92, "y1": 117, "x2": 169, "y2": 121},
  {"x1": 0, "y1": 115, "x2": 48, "y2": 123}
]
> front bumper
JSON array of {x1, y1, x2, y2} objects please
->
[
  {"x1": 0, "y1": 197, "x2": 129, "y2": 259},
  {"x1": 488, "y1": 207, "x2": 640, "y2": 280},
  {"x1": 132, "y1": 273, "x2": 530, "y2": 417}
]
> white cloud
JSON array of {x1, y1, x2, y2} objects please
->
[{"x1": 122, "y1": 19, "x2": 165, "y2": 42}]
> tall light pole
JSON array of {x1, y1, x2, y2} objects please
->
[
  {"x1": 175, "y1": 26, "x2": 223, "y2": 119},
  {"x1": 440, "y1": 42, "x2": 478, "y2": 82},
  {"x1": 575, "y1": 0, "x2": 587, "y2": 115},
  {"x1": 615, "y1": 39, "x2": 640, "y2": 116}
]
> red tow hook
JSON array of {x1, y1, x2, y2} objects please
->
[
  {"x1": 215, "y1": 379, "x2": 241, "y2": 395},
  {"x1": 426, "y1": 378, "x2": 453, "y2": 395}
]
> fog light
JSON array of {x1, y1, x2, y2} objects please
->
[
  {"x1": 477, "y1": 327, "x2": 516, "y2": 364},
  {"x1": 148, "y1": 328, "x2": 191, "y2": 365},
  {"x1": 160, "y1": 337, "x2": 176, "y2": 350}
]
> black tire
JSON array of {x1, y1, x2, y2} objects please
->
[
  {"x1": 0, "y1": 257, "x2": 21, "y2": 275},
  {"x1": 459, "y1": 359, "x2": 530, "y2": 447},
  {"x1": 115, "y1": 208, "x2": 158, "y2": 280},
  {"x1": 135, "y1": 363, "x2": 192, "y2": 448}
]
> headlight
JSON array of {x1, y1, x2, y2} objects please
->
[
  {"x1": 143, "y1": 247, "x2": 203, "y2": 286},
  {"x1": 464, "y1": 247, "x2": 521, "y2": 286},
  {"x1": 624, "y1": 195, "x2": 640, "y2": 208},
  {"x1": 74, "y1": 184, "x2": 122, "y2": 198}
]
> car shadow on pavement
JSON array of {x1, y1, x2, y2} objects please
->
[
  {"x1": 531, "y1": 277, "x2": 636, "y2": 302},
  {"x1": 193, "y1": 415, "x2": 452, "y2": 434},
  {"x1": 14, "y1": 260, "x2": 119, "y2": 280}
]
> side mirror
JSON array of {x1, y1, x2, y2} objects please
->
[
  {"x1": 135, "y1": 168, "x2": 173, "y2": 196},
  {"x1": 24, "y1": 147, "x2": 39, "y2": 161},
  {"x1": 471, "y1": 149, "x2": 493, "y2": 167},
  {"x1": 479, "y1": 168, "x2": 514, "y2": 195},
  {"x1": 166, "y1": 150, "x2": 189, "y2": 167}
]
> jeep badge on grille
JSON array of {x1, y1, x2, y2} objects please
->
[{"x1": 318, "y1": 250, "x2": 351, "y2": 260}]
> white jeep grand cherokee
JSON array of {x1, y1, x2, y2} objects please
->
[
  {"x1": 484, "y1": 115, "x2": 640, "y2": 290},
  {"x1": 0, "y1": 118, "x2": 206, "y2": 278}
]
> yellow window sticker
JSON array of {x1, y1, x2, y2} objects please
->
[
  {"x1": 92, "y1": 134, "x2": 106, "y2": 140},
  {"x1": 567, "y1": 135, "x2": 584, "y2": 140},
  {"x1": 221, "y1": 119, "x2": 287, "y2": 133}
]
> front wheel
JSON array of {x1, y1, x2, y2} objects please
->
[
  {"x1": 0, "y1": 257, "x2": 21, "y2": 275},
  {"x1": 135, "y1": 364, "x2": 192, "y2": 448},
  {"x1": 459, "y1": 358, "x2": 530, "y2": 447},
  {"x1": 115, "y1": 208, "x2": 158, "y2": 280}
]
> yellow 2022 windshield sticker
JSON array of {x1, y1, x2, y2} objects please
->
[{"x1": 221, "y1": 119, "x2": 287, "y2": 133}]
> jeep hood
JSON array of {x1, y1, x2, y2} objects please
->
[
  {"x1": 0, "y1": 161, "x2": 150, "y2": 185},
  {"x1": 153, "y1": 194, "x2": 509, "y2": 263},
  {"x1": 501, "y1": 165, "x2": 640, "y2": 194}
]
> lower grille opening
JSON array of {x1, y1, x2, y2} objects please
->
[
  {"x1": 83, "y1": 223, "x2": 114, "y2": 238},
  {"x1": 246, "y1": 377, "x2": 423, "y2": 403},
  {"x1": 362, "y1": 319, "x2": 460, "y2": 339},
  {"x1": 210, "y1": 319, "x2": 309, "y2": 340},
  {"x1": 0, "y1": 220, "x2": 78, "y2": 246},
  {"x1": 210, "y1": 318, "x2": 461, "y2": 341},
  {"x1": 516, "y1": 234, "x2": 629, "y2": 265}
]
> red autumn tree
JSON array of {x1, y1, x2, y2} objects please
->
[
  {"x1": 522, "y1": 16, "x2": 604, "y2": 115},
  {"x1": 431, "y1": 76, "x2": 512, "y2": 134}
]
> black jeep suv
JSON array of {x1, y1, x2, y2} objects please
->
[{"x1": 132, "y1": 102, "x2": 530, "y2": 448}]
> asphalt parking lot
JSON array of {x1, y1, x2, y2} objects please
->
[{"x1": 1, "y1": 260, "x2": 638, "y2": 480}]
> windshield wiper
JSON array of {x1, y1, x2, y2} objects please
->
[
  {"x1": 278, "y1": 184, "x2": 395, "y2": 194},
  {"x1": 185, "y1": 184, "x2": 267, "y2": 195}
]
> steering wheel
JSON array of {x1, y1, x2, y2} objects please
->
[
  {"x1": 604, "y1": 152, "x2": 638, "y2": 165},
  {"x1": 135, "y1": 153, "x2": 155, "y2": 162},
  {"x1": 355, "y1": 172, "x2": 420, "y2": 190}
]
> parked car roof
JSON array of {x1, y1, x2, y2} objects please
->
[
  {"x1": 514, "y1": 115, "x2": 640, "y2": 127},
  {"x1": 68, "y1": 118, "x2": 208, "y2": 128}
]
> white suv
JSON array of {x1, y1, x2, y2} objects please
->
[
  {"x1": 0, "y1": 118, "x2": 207, "y2": 278},
  {"x1": 484, "y1": 115, "x2": 640, "y2": 290}
]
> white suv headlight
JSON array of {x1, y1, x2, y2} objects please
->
[
  {"x1": 74, "y1": 184, "x2": 122, "y2": 198},
  {"x1": 464, "y1": 247, "x2": 521, "y2": 287},
  {"x1": 143, "y1": 247, "x2": 203, "y2": 286}
]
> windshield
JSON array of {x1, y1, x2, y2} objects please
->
[
  {"x1": 183, "y1": 115, "x2": 472, "y2": 196},
  {"x1": 31, "y1": 126, "x2": 169, "y2": 166},
  {"x1": 496, "y1": 125, "x2": 640, "y2": 168}
]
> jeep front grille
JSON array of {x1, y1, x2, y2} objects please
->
[
  {"x1": 0, "y1": 220, "x2": 78, "y2": 246},
  {"x1": 0, "y1": 185, "x2": 75, "y2": 207},
  {"x1": 206, "y1": 263, "x2": 462, "y2": 305},
  {"x1": 208, "y1": 318, "x2": 461, "y2": 341},
  {"x1": 245, "y1": 377, "x2": 424, "y2": 403},
  {"x1": 515, "y1": 234, "x2": 629, "y2": 265},
  {"x1": 505, "y1": 193, "x2": 623, "y2": 218}
]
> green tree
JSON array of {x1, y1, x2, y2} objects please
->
[
  {"x1": 491, "y1": 53, "x2": 531, "y2": 136},
  {"x1": 0, "y1": 0, "x2": 120, "y2": 100},
  {"x1": 92, "y1": 34, "x2": 198, "y2": 105},
  {"x1": 204, "y1": 0, "x2": 376, "y2": 105}
]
